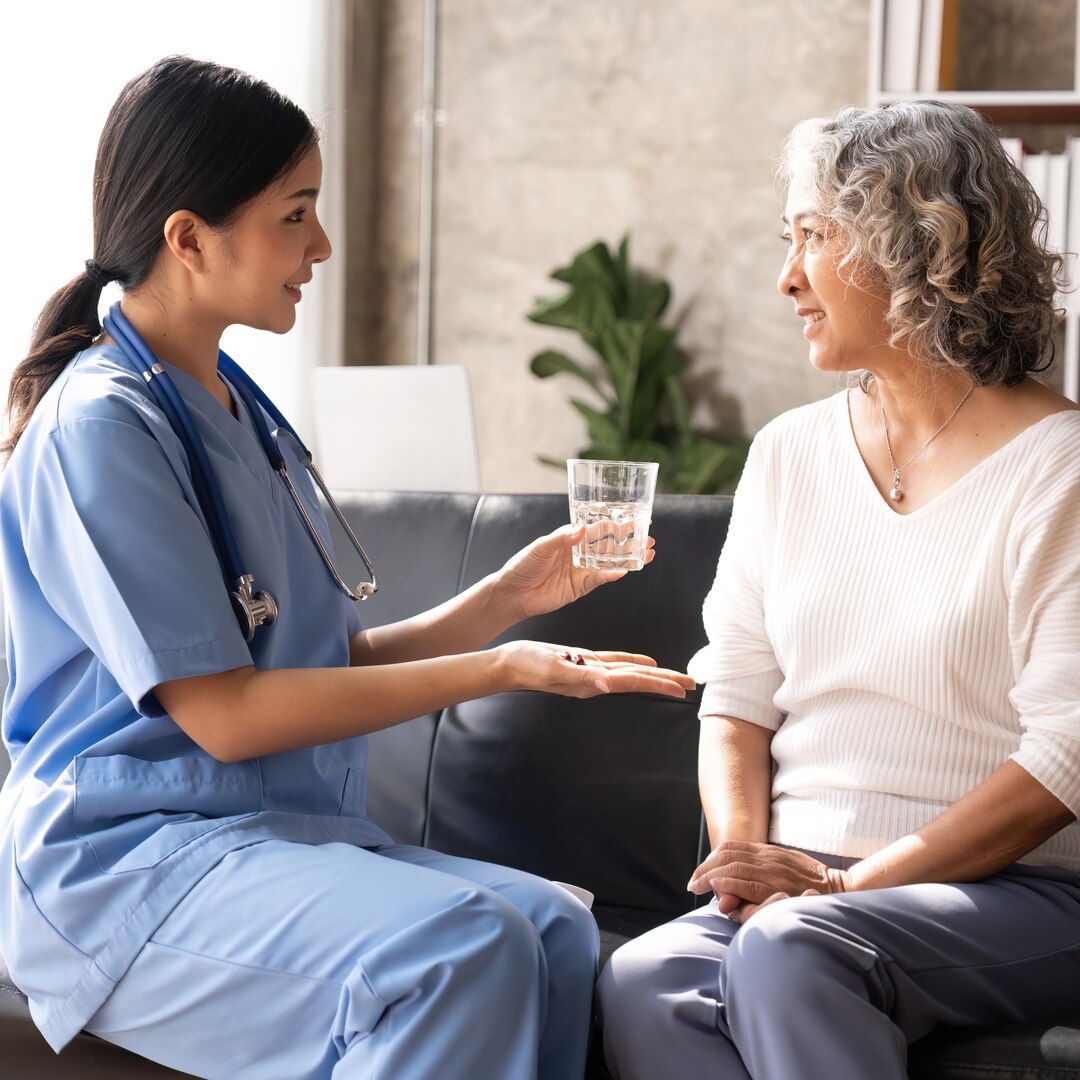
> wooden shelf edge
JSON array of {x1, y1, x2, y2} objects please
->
[{"x1": 871, "y1": 91, "x2": 1080, "y2": 124}]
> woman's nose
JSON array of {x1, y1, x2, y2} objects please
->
[{"x1": 777, "y1": 245, "x2": 804, "y2": 297}]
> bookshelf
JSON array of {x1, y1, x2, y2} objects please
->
[{"x1": 869, "y1": 0, "x2": 1080, "y2": 401}]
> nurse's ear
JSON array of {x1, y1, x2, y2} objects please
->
[{"x1": 161, "y1": 209, "x2": 215, "y2": 276}]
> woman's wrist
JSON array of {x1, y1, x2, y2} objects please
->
[{"x1": 825, "y1": 866, "x2": 853, "y2": 893}]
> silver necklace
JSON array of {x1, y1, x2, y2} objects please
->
[{"x1": 880, "y1": 382, "x2": 974, "y2": 502}]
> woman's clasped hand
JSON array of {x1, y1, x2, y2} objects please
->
[{"x1": 687, "y1": 841, "x2": 853, "y2": 922}]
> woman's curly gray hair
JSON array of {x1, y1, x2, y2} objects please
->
[{"x1": 778, "y1": 100, "x2": 1066, "y2": 386}]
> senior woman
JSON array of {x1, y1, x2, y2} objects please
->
[{"x1": 598, "y1": 100, "x2": 1080, "y2": 1079}]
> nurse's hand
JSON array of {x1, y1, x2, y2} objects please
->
[
  {"x1": 496, "y1": 641, "x2": 695, "y2": 699},
  {"x1": 496, "y1": 524, "x2": 655, "y2": 621}
]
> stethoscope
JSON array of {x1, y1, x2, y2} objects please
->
[{"x1": 102, "y1": 303, "x2": 378, "y2": 641}]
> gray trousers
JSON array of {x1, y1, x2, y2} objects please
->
[{"x1": 597, "y1": 850, "x2": 1080, "y2": 1080}]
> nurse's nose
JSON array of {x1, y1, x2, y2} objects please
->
[{"x1": 310, "y1": 218, "x2": 332, "y2": 265}]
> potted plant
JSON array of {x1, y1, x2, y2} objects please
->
[{"x1": 527, "y1": 235, "x2": 750, "y2": 494}]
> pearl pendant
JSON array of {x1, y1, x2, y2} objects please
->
[{"x1": 889, "y1": 486, "x2": 903, "y2": 502}]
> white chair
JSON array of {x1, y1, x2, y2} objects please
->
[{"x1": 310, "y1": 366, "x2": 482, "y2": 492}]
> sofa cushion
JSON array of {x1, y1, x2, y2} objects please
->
[
  {"x1": 325, "y1": 490, "x2": 481, "y2": 845},
  {"x1": 422, "y1": 493, "x2": 730, "y2": 914},
  {"x1": 0, "y1": 957, "x2": 190, "y2": 1077}
]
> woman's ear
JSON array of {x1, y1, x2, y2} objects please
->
[{"x1": 162, "y1": 210, "x2": 210, "y2": 274}]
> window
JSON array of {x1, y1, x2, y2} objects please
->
[{"x1": 3, "y1": 0, "x2": 345, "y2": 436}]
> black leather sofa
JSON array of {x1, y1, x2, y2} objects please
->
[{"x1": 1, "y1": 490, "x2": 1078, "y2": 1078}]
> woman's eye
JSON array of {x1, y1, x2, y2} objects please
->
[
  {"x1": 287, "y1": 208, "x2": 307, "y2": 223},
  {"x1": 779, "y1": 233, "x2": 792, "y2": 246}
]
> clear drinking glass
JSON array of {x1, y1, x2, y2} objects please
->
[{"x1": 567, "y1": 459, "x2": 659, "y2": 571}]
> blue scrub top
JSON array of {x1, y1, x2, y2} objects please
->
[{"x1": 0, "y1": 344, "x2": 392, "y2": 1050}]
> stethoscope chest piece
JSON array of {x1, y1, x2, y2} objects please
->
[{"x1": 230, "y1": 574, "x2": 279, "y2": 643}]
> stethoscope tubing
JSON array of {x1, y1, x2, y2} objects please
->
[
  {"x1": 100, "y1": 303, "x2": 378, "y2": 636},
  {"x1": 104, "y1": 307, "x2": 247, "y2": 585}
]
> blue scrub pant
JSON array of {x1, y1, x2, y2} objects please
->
[
  {"x1": 85, "y1": 840, "x2": 599, "y2": 1079},
  {"x1": 597, "y1": 850, "x2": 1080, "y2": 1080}
]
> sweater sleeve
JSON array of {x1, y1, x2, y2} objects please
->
[
  {"x1": 687, "y1": 430, "x2": 784, "y2": 730},
  {"x1": 1006, "y1": 439, "x2": 1080, "y2": 814}
]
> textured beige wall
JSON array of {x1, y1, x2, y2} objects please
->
[
  {"x1": 346, "y1": 0, "x2": 1066, "y2": 492},
  {"x1": 432, "y1": 1, "x2": 870, "y2": 493}
]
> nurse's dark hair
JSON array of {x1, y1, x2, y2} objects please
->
[{"x1": 3, "y1": 55, "x2": 318, "y2": 458}]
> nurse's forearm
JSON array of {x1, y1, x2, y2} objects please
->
[
  {"x1": 157, "y1": 652, "x2": 510, "y2": 761},
  {"x1": 155, "y1": 646, "x2": 693, "y2": 763},
  {"x1": 348, "y1": 571, "x2": 517, "y2": 666}
]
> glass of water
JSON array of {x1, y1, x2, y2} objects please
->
[{"x1": 567, "y1": 459, "x2": 659, "y2": 571}]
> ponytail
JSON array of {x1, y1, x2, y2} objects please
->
[{"x1": 3, "y1": 266, "x2": 110, "y2": 459}]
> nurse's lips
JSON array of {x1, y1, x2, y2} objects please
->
[{"x1": 285, "y1": 280, "x2": 309, "y2": 302}]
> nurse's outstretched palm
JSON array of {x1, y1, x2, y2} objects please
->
[{"x1": 497, "y1": 641, "x2": 695, "y2": 699}]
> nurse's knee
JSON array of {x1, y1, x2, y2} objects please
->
[
  {"x1": 446, "y1": 886, "x2": 544, "y2": 983},
  {"x1": 538, "y1": 885, "x2": 600, "y2": 970}
]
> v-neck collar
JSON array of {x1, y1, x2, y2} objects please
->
[
  {"x1": 840, "y1": 389, "x2": 1076, "y2": 521},
  {"x1": 158, "y1": 358, "x2": 277, "y2": 501}
]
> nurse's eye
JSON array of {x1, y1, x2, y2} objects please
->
[{"x1": 287, "y1": 208, "x2": 307, "y2": 223}]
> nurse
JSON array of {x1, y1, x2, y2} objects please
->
[{"x1": 0, "y1": 56, "x2": 694, "y2": 1079}]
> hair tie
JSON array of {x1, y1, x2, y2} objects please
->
[{"x1": 84, "y1": 259, "x2": 113, "y2": 288}]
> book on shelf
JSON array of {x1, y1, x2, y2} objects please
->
[
  {"x1": 1022, "y1": 151, "x2": 1069, "y2": 258},
  {"x1": 880, "y1": 0, "x2": 959, "y2": 94},
  {"x1": 1065, "y1": 137, "x2": 1080, "y2": 306},
  {"x1": 1023, "y1": 151, "x2": 1051, "y2": 218},
  {"x1": 882, "y1": 0, "x2": 922, "y2": 92},
  {"x1": 998, "y1": 137, "x2": 1025, "y2": 168},
  {"x1": 1046, "y1": 151, "x2": 1069, "y2": 253},
  {"x1": 917, "y1": 0, "x2": 959, "y2": 92}
]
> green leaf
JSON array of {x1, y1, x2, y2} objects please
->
[
  {"x1": 595, "y1": 321, "x2": 647, "y2": 436},
  {"x1": 570, "y1": 398, "x2": 622, "y2": 447},
  {"x1": 529, "y1": 350, "x2": 605, "y2": 398},
  {"x1": 672, "y1": 437, "x2": 751, "y2": 494},
  {"x1": 625, "y1": 329, "x2": 681, "y2": 439},
  {"x1": 526, "y1": 283, "x2": 615, "y2": 343},
  {"x1": 627, "y1": 279, "x2": 671, "y2": 322},
  {"x1": 615, "y1": 234, "x2": 631, "y2": 297},
  {"x1": 550, "y1": 241, "x2": 621, "y2": 298},
  {"x1": 665, "y1": 375, "x2": 693, "y2": 442}
]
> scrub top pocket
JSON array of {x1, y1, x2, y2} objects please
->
[{"x1": 73, "y1": 754, "x2": 263, "y2": 874}]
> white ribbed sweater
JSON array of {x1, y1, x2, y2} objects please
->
[{"x1": 687, "y1": 391, "x2": 1080, "y2": 869}]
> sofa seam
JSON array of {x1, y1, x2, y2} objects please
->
[{"x1": 422, "y1": 493, "x2": 484, "y2": 847}]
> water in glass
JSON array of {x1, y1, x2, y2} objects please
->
[{"x1": 570, "y1": 498, "x2": 650, "y2": 570}]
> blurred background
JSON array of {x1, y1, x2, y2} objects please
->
[{"x1": 4, "y1": 0, "x2": 1075, "y2": 493}]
